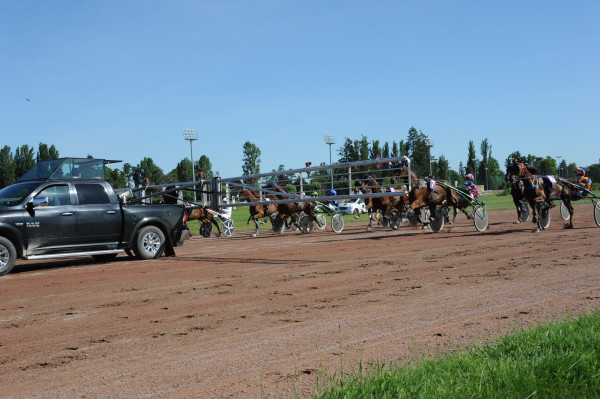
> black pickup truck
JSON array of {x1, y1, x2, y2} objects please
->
[{"x1": 0, "y1": 158, "x2": 189, "y2": 276}]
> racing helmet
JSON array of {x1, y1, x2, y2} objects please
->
[
  {"x1": 329, "y1": 189, "x2": 337, "y2": 196},
  {"x1": 312, "y1": 191, "x2": 318, "y2": 196},
  {"x1": 575, "y1": 167, "x2": 585, "y2": 176},
  {"x1": 466, "y1": 173, "x2": 475, "y2": 181}
]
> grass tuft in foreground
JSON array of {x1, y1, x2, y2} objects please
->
[{"x1": 312, "y1": 309, "x2": 600, "y2": 399}]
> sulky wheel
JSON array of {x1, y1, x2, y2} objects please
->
[
  {"x1": 389, "y1": 210, "x2": 400, "y2": 230},
  {"x1": 429, "y1": 208, "x2": 445, "y2": 233},
  {"x1": 473, "y1": 205, "x2": 489, "y2": 232},
  {"x1": 406, "y1": 209, "x2": 419, "y2": 227},
  {"x1": 331, "y1": 214, "x2": 344, "y2": 233},
  {"x1": 518, "y1": 200, "x2": 530, "y2": 222},
  {"x1": 300, "y1": 215, "x2": 313, "y2": 234},
  {"x1": 290, "y1": 214, "x2": 300, "y2": 231},
  {"x1": 594, "y1": 201, "x2": 600, "y2": 227},
  {"x1": 314, "y1": 213, "x2": 326, "y2": 230},
  {"x1": 222, "y1": 219, "x2": 235, "y2": 237},
  {"x1": 271, "y1": 217, "x2": 285, "y2": 234},
  {"x1": 539, "y1": 204, "x2": 551, "y2": 230},
  {"x1": 560, "y1": 201, "x2": 570, "y2": 220},
  {"x1": 200, "y1": 221, "x2": 213, "y2": 238}
]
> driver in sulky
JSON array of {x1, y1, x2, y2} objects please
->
[{"x1": 573, "y1": 168, "x2": 592, "y2": 199}]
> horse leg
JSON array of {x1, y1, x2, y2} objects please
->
[
  {"x1": 212, "y1": 218, "x2": 221, "y2": 237},
  {"x1": 253, "y1": 219, "x2": 260, "y2": 236},
  {"x1": 563, "y1": 198, "x2": 574, "y2": 229},
  {"x1": 451, "y1": 206, "x2": 457, "y2": 224}
]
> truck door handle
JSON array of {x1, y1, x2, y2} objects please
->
[
  {"x1": 61, "y1": 212, "x2": 74, "y2": 216},
  {"x1": 106, "y1": 210, "x2": 117, "y2": 214}
]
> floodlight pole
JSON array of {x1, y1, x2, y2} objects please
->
[
  {"x1": 183, "y1": 128, "x2": 198, "y2": 202},
  {"x1": 323, "y1": 135, "x2": 335, "y2": 190}
]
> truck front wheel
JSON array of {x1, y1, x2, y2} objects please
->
[
  {"x1": 0, "y1": 237, "x2": 17, "y2": 276},
  {"x1": 134, "y1": 226, "x2": 165, "y2": 260}
]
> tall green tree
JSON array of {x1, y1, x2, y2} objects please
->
[
  {"x1": 370, "y1": 140, "x2": 381, "y2": 160},
  {"x1": 557, "y1": 159, "x2": 568, "y2": 178},
  {"x1": 435, "y1": 154, "x2": 450, "y2": 180},
  {"x1": 505, "y1": 151, "x2": 524, "y2": 169},
  {"x1": 122, "y1": 163, "x2": 134, "y2": 187},
  {"x1": 132, "y1": 157, "x2": 164, "y2": 186},
  {"x1": 586, "y1": 163, "x2": 600, "y2": 183},
  {"x1": 37, "y1": 143, "x2": 59, "y2": 161},
  {"x1": 172, "y1": 158, "x2": 193, "y2": 182},
  {"x1": 406, "y1": 127, "x2": 430, "y2": 177},
  {"x1": 391, "y1": 141, "x2": 398, "y2": 158},
  {"x1": 0, "y1": 146, "x2": 16, "y2": 188},
  {"x1": 398, "y1": 139, "x2": 408, "y2": 157},
  {"x1": 382, "y1": 142, "x2": 390, "y2": 159},
  {"x1": 242, "y1": 141, "x2": 261, "y2": 178},
  {"x1": 538, "y1": 156, "x2": 557, "y2": 175},
  {"x1": 105, "y1": 167, "x2": 127, "y2": 188},
  {"x1": 466, "y1": 141, "x2": 478, "y2": 181},
  {"x1": 358, "y1": 136, "x2": 369, "y2": 161},
  {"x1": 478, "y1": 139, "x2": 492, "y2": 188},
  {"x1": 14, "y1": 145, "x2": 35, "y2": 178},
  {"x1": 338, "y1": 138, "x2": 360, "y2": 164},
  {"x1": 195, "y1": 155, "x2": 213, "y2": 179}
]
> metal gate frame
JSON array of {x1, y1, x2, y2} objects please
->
[
  {"x1": 211, "y1": 156, "x2": 413, "y2": 210},
  {"x1": 121, "y1": 156, "x2": 413, "y2": 212}
]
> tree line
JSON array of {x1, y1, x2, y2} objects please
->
[
  {"x1": 1, "y1": 131, "x2": 598, "y2": 192},
  {"x1": 240, "y1": 127, "x2": 600, "y2": 191}
]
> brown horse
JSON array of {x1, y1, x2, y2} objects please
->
[
  {"x1": 356, "y1": 175, "x2": 406, "y2": 231},
  {"x1": 397, "y1": 171, "x2": 464, "y2": 225},
  {"x1": 269, "y1": 183, "x2": 315, "y2": 232},
  {"x1": 506, "y1": 161, "x2": 573, "y2": 230},
  {"x1": 186, "y1": 205, "x2": 221, "y2": 237},
  {"x1": 237, "y1": 188, "x2": 278, "y2": 236}
]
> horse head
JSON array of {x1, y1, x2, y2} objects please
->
[{"x1": 505, "y1": 161, "x2": 526, "y2": 183}]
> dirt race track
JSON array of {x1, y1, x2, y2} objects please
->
[{"x1": 2, "y1": 204, "x2": 600, "y2": 398}]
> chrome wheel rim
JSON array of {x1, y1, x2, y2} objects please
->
[{"x1": 143, "y1": 232, "x2": 161, "y2": 254}]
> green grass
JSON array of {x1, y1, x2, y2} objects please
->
[{"x1": 311, "y1": 309, "x2": 600, "y2": 399}]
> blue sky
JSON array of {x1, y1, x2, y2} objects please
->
[{"x1": 1, "y1": 0, "x2": 598, "y2": 179}]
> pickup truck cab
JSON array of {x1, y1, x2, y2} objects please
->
[{"x1": 0, "y1": 157, "x2": 188, "y2": 276}]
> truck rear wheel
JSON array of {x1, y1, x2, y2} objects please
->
[
  {"x1": 134, "y1": 226, "x2": 165, "y2": 260},
  {"x1": 0, "y1": 237, "x2": 17, "y2": 276}
]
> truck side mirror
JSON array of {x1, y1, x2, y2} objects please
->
[{"x1": 31, "y1": 197, "x2": 49, "y2": 208}]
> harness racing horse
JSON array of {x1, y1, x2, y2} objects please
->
[
  {"x1": 186, "y1": 205, "x2": 222, "y2": 237},
  {"x1": 237, "y1": 188, "x2": 279, "y2": 237},
  {"x1": 506, "y1": 161, "x2": 574, "y2": 230},
  {"x1": 269, "y1": 183, "x2": 315, "y2": 232},
  {"x1": 396, "y1": 170, "x2": 465, "y2": 226},
  {"x1": 356, "y1": 175, "x2": 397, "y2": 231},
  {"x1": 504, "y1": 162, "x2": 544, "y2": 224}
]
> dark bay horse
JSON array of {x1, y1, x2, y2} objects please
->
[
  {"x1": 270, "y1": 183, "x2": 315, "y2": 232},
  {"x1": 237, "y1": 188, "x2": 278, "y2": 236},
  {"x1": 505, "y1": 161, "x2": 573, "y2": 230},
  {"x1": 394, "y1": 169, "x2": 465, "y2": 225},
  {"x1": 356, "y1": 175, "x2": 397, "y2": 231},
  {"x1": 407, "y1": 178, "x2": 462, "y2": 224},
  {"x1": 186, "y1": 205, "x2": 221, "y2": 237}
]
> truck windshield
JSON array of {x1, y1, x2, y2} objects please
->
[{"x1": 0, "y1": 182, "x2": 40, "y2": 206}]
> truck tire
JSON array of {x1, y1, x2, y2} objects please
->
[
  {"x1": 134, "y1": 226, "x2": 165, "y2": 260},
  {"x1": 0, "y1": 236, "x2": 17, "y2": 276}
]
